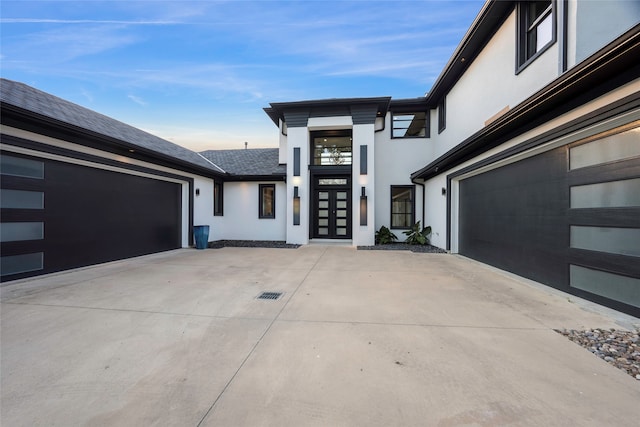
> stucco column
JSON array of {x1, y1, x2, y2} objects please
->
[
  {"x1": 352, "y1": 123, "x2": 375, "y2": 246},
  {"x1": 286, "y1": 126, "x2": 310, "y2": 245}
]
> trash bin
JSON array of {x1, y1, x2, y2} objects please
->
[{"x1": 193, "y1": 225, "x2": 210, "y2": 249}]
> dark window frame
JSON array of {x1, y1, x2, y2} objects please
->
[
  {"x1": 391, "y1": 110, "x2": 429, "y2": 139},
  {"x1": 390, "y1": 185, "x2": 415, "y2": 230},
  {"x1": 516, "y1": 0, "x2": 556, "y2": 74},
  {"x1": 310, "y1": 129, "x2": 353, "y2": 166},
  {"x1": 259, "y1": 183, "x2": 276, "y2": 219},
  {"x1": 214, "y1": 181, "x2": 223, "y2": 216},
  {"x1": 438, "y1": 97, "x2": 446, "y2": 134}
]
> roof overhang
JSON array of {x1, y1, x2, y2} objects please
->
[
  {"x1": 264, "y1": 96, "x2": 392, "y2": 126},
  {"x1": 424, "y1": 1, "x2": 514, "y2": 104}
]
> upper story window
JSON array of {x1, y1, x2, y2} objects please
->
[
  {"x1": 517, "y1": 1, "x2": 555, "y2": 72},
  {"x1": 311, "y1": 130, "x2": 352, "y2": 166},
  {"x1": 392, "y1": 111, "x2": 428, "y2": 138}
]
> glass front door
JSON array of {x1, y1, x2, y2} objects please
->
[{"x1": 313, "y1": 178, "x2": 351, "y2": 239}]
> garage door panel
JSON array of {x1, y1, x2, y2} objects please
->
[
  {"x1": 459, "y1": 125, "x2": 639, "y2": 317},
  {"x1": 42, "y1": 161, "x2": 181, "y2": 273},
  {"x1": 1, "y1": 151, "x2": 182, "y2": 281},
  {"x1": 460, "y1": 146, "x2": 569, "y2": 289}
]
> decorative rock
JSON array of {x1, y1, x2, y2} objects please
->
[{"x1": 554, "y1": 328, "x2": 640, "y2": 380}]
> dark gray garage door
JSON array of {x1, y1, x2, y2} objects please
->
[
  {"x1": 459, "y1": 126, "x2": 640, "y2": 317},
  {"x1": 1, "y1": 153, "x2": 182, "y2": 281}
]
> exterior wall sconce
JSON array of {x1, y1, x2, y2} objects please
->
[
  {"x1": 442, "y1": 187, "x2": 446, "y2": 196},
  {"x1": 360, "y1": 186, "x2": 367, "y2": 226},
  {"x1": 293, "y1": 186, "x2": 300, "y2": 225},
  {"x1": 195, "y1": 188, "x2": 200, "y2": 196}
]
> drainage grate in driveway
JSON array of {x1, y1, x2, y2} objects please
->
[{"x1": 257, "y1": 292, "x2": 283, "y2": 300}]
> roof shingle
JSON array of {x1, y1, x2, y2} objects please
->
[{"x1": 199, "y1": 148, "x2": 285, "y2": 177}]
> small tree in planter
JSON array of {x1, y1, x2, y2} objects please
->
[
  {"x1": 403, "y1": 221, "x2": 432, "y2": 245},
  {"x1": 375, "y1": 225, "x2": 398, "y2": 245}
]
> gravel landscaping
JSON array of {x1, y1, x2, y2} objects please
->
[
  {"x1": 358, "y1": 243, "x2": 447, "y2": 253},
  {"x1": 206, "y1": 240, "x2": 447, "y2": 253},
  {"x1": 208, "y1": 240, "x2": 300, "y2": 249},
  {"x1": 555, "y1": 328, "x2": 640, "y2": 380}
]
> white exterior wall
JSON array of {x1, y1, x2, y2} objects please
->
[
  {"x1": 212, "y1": 181, "x2": 286, "y2": 241},
  {"x1": 568, "y1": 0, "x2": 640, "y2": 68},
  {"x1": 278, "y1": 119, "x2": 287, "y2": 164},
  {"x1": 436, "y1": 10, "x2": 560, "y2": 158},
  {"x1": 374, "y1": 114, "x2": 431, "y2": 241},
  {"x1": 423, "y1": 174, "x2": 448, "y2": 249},
  {"x1": 286, "y1": 126, "x2": 310, "y2": 245},
  {"x1": 352, "y1": 123, "x2": 375, "y2": 246}
]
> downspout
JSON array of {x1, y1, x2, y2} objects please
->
[{"x1": 411, "y1": 177, "x2": 426, "y2": 227}]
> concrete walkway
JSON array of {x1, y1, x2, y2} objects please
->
[{"x1": 1, "y1": 246, "x2": 639, "y2": 426}]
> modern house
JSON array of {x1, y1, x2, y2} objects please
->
[{"x1": 1, "y1": 0, "x2": 639, "y2": 316}]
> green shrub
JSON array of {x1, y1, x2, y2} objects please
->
[
  {"x1": 375, "y1": 225, "x2": 398, "y2": 245},
  {"x1": 403, "y1": 221, "x2": 432, "y2": 245}
]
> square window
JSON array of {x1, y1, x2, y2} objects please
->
[
  {"x1": 517, "y1": 1, "x2": 555, "y2": 72},
  {"x1": 392, "y1": 111, "x2": 428, "y2": 138},
  {"x1": 390, "y1": 186, "x2": 415, "y2": 229},
  {"x1": 259, "y1": 184, "x2": 275, "y2": 219}
]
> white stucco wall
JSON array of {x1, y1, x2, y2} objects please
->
[
  {"x1": 437, "y1": 10, "x2": 560, "y2": 158},
  {"x1": 352, "y1": 123, "x2": 375, "y2": 246},
  {"x1": 568, "y1": 0, "x2": 640, "y2": 68},
  {"x1": 286, "y1": 126, "x2": 310, "y2": 245},
  {"x1": 278, "y1": 119, "x2": 287, "y2": 164},
  {"x1": 210, "y1": 181, "x2": 286, "y2": 241},
  {"x1": 374, "y1": 114, "x2": 431, "y2": 242}
]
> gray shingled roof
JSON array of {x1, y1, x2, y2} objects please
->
[
  {"x1": 0, "y1": 78, "x2": 225, "y2": 174},
  {"x1": 200, "y1": 148, "x2": 285, "y2": 177}
]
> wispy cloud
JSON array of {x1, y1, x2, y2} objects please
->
[
  {"x1": 127, "y1": 94, "x2": 147, "y2": 106},
  {"x1": 0, "y1": 18, "x2": 181, "y2": 25},
  {"x1": 80, "y1": 88, "x2": 93, "y2": 103},
  {"x1": 4, "y1": 25, "x2": 138, "y2": 63}
]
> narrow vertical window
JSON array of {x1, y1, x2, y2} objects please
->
[
  {"x1": 360, "y1": 145, "x2": 368, "y2": 175},
  {"x1": 390, "y1": 186, "x2": 415, "y2": 229},
  {"x1": 293, "y1": 147, "x2": 300, "y2": 176},
  {"x1": 214, "y1": 181, "x2": 223, "y2": 216},
  {"x1": 259, "y1": 184, "x2": 275, "y2": 219},
  {"x1": 438, "y1": 97, "x2": 446, "y2": 134}
]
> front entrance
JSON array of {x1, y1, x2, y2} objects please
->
[{"x1": 312, "y1": 177, "x2": 351, "y2": 239}]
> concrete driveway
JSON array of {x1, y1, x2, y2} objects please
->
[{"x1": 1, "y1": 246, "x2": 639, "y2": 426}]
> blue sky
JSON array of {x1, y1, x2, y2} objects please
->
[{"x1": 1, "y1": 0, "x2": 484, "y2": 151}]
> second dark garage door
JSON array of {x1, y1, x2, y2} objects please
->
[
  {"x1": 459, "y1": 146, "x2": 569, "y2": 290},
  {"x1": 1, "y1": 153, "x2": 182, "y2": 281},
  {"x1": 458, "y1": 126, "x2": 640, "y2": 317}
]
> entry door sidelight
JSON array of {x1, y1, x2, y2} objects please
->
[{"x1": 314, "y1": 188, "x2": 351, "y2": 239}]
